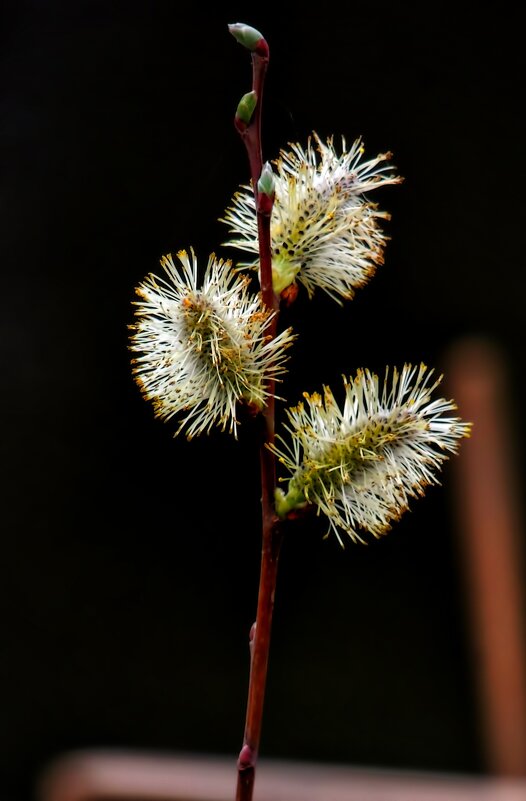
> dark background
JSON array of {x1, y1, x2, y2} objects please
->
[{"x1": 2, "y1": 2, "x2": 526, "y2": 800}]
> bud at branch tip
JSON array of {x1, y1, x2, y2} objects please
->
[{"x1": 228, "y1": 22, "x2": 269, "y2": 57}]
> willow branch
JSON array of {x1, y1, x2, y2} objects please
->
[{"x1": 230, "y1": 25, "x2": 282, "y2": 801}]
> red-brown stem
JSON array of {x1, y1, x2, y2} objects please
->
[
  {"x1": 235, "y1": 48, "x2": 276, "y2": 316},
  {"x1": 236, "y1": 506, "x2": 283, "y2": 801},
  {"x1": 234, "y1": 43, "x2": 282, "y2": 801}
]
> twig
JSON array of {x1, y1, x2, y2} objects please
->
[{"x1": 229, "y1": 23, "x2": 282, "y2": 801}]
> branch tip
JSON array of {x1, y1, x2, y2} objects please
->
[{"x1": 228, "y1": 22, "x2": 269, "y2": 57}]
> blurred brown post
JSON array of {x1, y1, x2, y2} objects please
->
[{"x1": 445, "y1": 336, "x2": 526, "y2": 776}]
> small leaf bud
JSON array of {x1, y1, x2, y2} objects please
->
[
  {"x1": 257, "y1": 162, "x2": 275, "y2": 197},
  {"x1": 228, "y1": 23, "x2": 269, "y2": 57},
  {"x1": 235, "y1": 90, "x2": 258, "y2": 126},
  {"x1": 257, "y1": 162, "x2": 275, "y2": 214}
]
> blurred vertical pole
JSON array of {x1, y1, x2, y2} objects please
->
[{"x1": 445, "y1": 337, "x2": 526, "y2": 776}]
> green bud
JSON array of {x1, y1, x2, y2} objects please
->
[
  {"x1": 275, "y1": 485, "x2": 307, "y2": 519},
  {"x1": 228, "y1": 23, "x2": 268, "y2": 55},
  {"x1": 257, "y1": 162, "x2": 275, "y2": 197},
  {"x1": 272, "y1": 255, "x2": 301, "y2": 295},
  {"x1": 235, "y1": 91, "x2": 258, "y2": 125}
]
